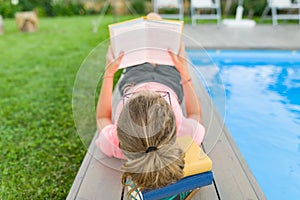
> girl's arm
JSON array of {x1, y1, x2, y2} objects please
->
[
  {"x1": 169, "y1": 46, "x2": 203, "y2": 123},
  {"x1": 96, "y1": 46, "x2": 123, "y2": 131}
]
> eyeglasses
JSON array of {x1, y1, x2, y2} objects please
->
[{"x1": 122, "y1": 90, "x2": 172, "y2": 106}]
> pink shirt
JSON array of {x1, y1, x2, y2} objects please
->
[{"x1": 95, "y1": 82, "x2": 205, "y2": 159}]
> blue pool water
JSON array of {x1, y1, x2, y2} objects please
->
[{"x1": 187, "y1": 50, "x2": 300, "y2": 200}]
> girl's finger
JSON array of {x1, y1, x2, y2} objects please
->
[
  {"x1": 109, "y1": 45, "x2": 115, "y2": 58},
  {"x1": 168, "y1": 49, "x2": 177, "y2": 63},
  {"x1": 115, "y1": 51, "x2": 124, "y2": 66}
]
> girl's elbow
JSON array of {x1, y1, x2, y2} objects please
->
[{"x1": 97, "y1": 118, "x2": 112, "y2": 131}]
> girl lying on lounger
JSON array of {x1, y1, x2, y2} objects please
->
[{"x1": 95, "y1": 13, "x2": 205, "y2": 197}]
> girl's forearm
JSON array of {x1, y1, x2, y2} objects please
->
[
  {"x1": 179, "y1": 60, "x2": 202, "y2": 123},
  {"x1": 168, "y1": 47, "x2": 203, "y2": 123},
  {"x1": 96, "y1": 73, "x2": 114, "y2": 130},
  {"x1": 182, "y1": 77, "x2": 202, "y2": 123},
  {"x1": 96, "y1": 47, "x2": 123, "y2": 130}
]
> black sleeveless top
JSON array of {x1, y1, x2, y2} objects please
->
[{"x1": 118, "y1": 63, "x2": 184, "y2": 103}]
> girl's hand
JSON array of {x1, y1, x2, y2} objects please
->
[
  {"x1": 146, "y1": 12, "x2": 162, "y2": 20},
  {"x1": 168, "y1": 45, "x2": 190, "y2": 79},
  {"x1": 105, "y1": 46, "x2": 124, "y2": 76}
]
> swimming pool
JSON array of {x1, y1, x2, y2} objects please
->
[{"x1": 187, "y1": 50, "x2": 300, "y2": 200}]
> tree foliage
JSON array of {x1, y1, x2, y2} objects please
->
[
  {"x1": 0, "y1": 0, "x2": 86, "y2": 18},
  {"x1": 0, "y1": 0, "x2": 269, "y2": 19}
]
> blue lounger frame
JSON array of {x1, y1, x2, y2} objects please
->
[{"x1": 141, "y1": 171, "x2": 213, "y2": 200}]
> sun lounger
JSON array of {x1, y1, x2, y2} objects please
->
[
  {"x1": 141, "y1": 172, "x2": 213, "y2": 200},
  {"x1": 190, "y1": 0, "x2": 221, "y2": 25},
  {"x1": 261, "y1": 0, "x2": 300, "y2": 25}
]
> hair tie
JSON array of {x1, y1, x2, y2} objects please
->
[{"x1": 145, "y1": 146, "x2": 157, "y2": 153}]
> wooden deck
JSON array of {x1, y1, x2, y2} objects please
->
[
  {"x1": 184, "y1": 24, "x2": 300, "y2": 50},
  {"x1": 65, "y1": 24, "x2": 300, "y2": 200}
]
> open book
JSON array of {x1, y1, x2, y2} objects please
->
[
  {"x1": 177, "y1": 135, "x2": 212, "y2": 177},
  {"x1": 109, "y1": 17, "x2": 184, "y2": 69}
]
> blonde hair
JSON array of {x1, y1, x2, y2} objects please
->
[{"x1": 117, "y1": 91, "x2": 185, "y2": 196}]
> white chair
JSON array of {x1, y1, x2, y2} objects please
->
[
  {"x1": 153, "y1": 0, "x2": 184, "y2": 20},
  {"x1": 261, "y1": 0, "x2": 300, "y2": 25},
  {"x1": 190, "y1": 0, "x2": 221, "y2": 25}
]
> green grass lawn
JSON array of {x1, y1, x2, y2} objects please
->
[{"x1": 0, "y1": 15, "x2": 133, "y2": 199}]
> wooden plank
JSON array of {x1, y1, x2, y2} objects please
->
[
  {"x1": 67, "y1": 134, "x2": 97, "y2": 200},
  {"x1": 191, "y1": 184, "x2": 219, "y2": 200},
  {"x1": 188, "y1": 64, "x2": 266, "y2": 200},
  {"x1": 67, "y1": 134, "x2": 124, "y2": 200},
  {"x1": 76, "y1": 148, "x2": 123, "y2": 200}
]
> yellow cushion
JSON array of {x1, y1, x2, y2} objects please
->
[{"x1": 177, "y1": 136, "x2": 212, "y2": 177}]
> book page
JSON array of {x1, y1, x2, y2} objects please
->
[
  {"x1": 146, "y1": 20, "x2": 182, "y2": 54},
  {"x1": 109, "y1": 18, "x2": 146, "y2": 58},
  {"x1": 145, "y1": 20, "x2": 182, "y2": 66},
  {"x1": 109, "y1": 17, "x2": 183, "y2": 68},
  {"x1": 144, "y1": 48, "x2": 173, "y2": 66},
  {"x1": 110, "y1": 27, "x2": 147, "y2": 68},
  {"x1": 118, "y1": 48, "x2": 147, "y2": 69}
]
